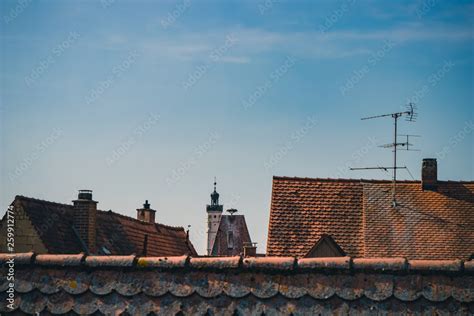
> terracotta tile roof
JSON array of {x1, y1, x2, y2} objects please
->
[
  {"x1": 268, "y1": 177, "x2": 365, "y2": 258},
  {"x1": 96, "y1": 208, "x2": 197, "y2": 257},
  {"x1": 211, "y1": 215, "x2": 252, "y2": 256},
  {"x1": 5, "y1": 195, "x2": 196, "y2": 256},
  {"x1": 0, "y1": 253, "x2": 473, "y2": 314},
  {"x1": 267, "y1": 176, "x2": 474, "y2": 259}
]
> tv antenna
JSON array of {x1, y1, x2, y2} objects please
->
[{"x1": 350, "y1": 103, "x2": 419, "y2": 207}]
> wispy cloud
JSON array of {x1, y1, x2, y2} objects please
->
[
  {"x1": 92, "y1": 22, "x2": 473, "y2": 63},
  {"x1": 324, "y1": 25, "x2": 473, "y2": 42},
  {"x1": 217, "y1": 56, "x2": 251, "y2": 64}
]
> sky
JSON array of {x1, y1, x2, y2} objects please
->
[{"x1": 1, "y1": 0, "x2": 473, "y2": 255}]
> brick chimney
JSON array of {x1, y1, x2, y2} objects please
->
[
  {"x1": 137, "y1": 200, "x2": 156, "y2": 223},
  {"x1": 73, "y1": 190, "x2": 97, "y2": 253},
  {"x1": 422, "y1": 158, "x2": 438, "y2": 191},
  {"x1": 243, "y1": 242, "x2": 257, "y2": 257}
]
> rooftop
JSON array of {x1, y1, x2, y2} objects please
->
[
  {"x1": 1, "y1": 195, "x2": 196, "y2": 256},
  {"x1": 267, "y1": 176, "x2": 474, "y2": 259},
  {"x1": 0, "y1": 253, "x2": 473, "y2": 314}
]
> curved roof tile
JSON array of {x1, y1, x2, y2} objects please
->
[{"x1": 0, "y1": 253, "x2": 473, "y2": 314}]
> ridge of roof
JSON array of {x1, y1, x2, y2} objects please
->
[
  {"x1": 272, "y1": 176, "x2": 412, "y2": 183},
  {"x1": 14, "y1": 195, "x2": 73, "y2": 208},
  {"x1": 13, "y1": 195, "x2": 186, "y2": 232},
  {"x1": 97, "y1": 209, "x2": 186, "y2": 232},
  {"x1": 272, "y1": 176, "x2": 474, "y2": 184},
  {"x1": 1, "y1": 253, "x2": 472, "y2": 273},
  {"x1": 221, "y1": 214, "x2": 246, "y2": 218}
]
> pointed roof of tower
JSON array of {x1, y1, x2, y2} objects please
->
[{"x1": 210, "y1": 177, "x2": 220, "y2": 206}]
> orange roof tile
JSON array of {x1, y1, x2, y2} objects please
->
[{"x1": 267, "y1": 176, "x2": 474, "y2": 260}]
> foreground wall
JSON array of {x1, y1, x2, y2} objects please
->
[{"x1": 1, "y1": 253, "x2": 473, "y2": 315}]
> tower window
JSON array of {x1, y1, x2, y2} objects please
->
[{"x1": 227, "y1": 231, "x2": 234, "y2": 249}]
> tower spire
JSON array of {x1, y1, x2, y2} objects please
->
[
  {"x1": 211, "y1": 177, "x2": 220, "y2": 206},
  {"x1": 207, "y1": 177, "x2": 223, "y2": 255}
]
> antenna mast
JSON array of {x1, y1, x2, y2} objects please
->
[{"x1": 350, "y1": 103, "x2": 418, "y2": 207}]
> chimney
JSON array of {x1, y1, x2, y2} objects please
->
[
  {"x1": 137, "y1": 200, "x2": 156, "y2": 223},
  {"x1": 243, "y1": 242, "x2": 257, "y2": 257},
  {"x1": 422, "y1": 158, "x2": 438, "y2": 191},
  {"x1": 73, "y1": 190, "x2": 97, "y2": 254}
]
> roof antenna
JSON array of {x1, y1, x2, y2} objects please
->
[{"x1": 350, "y1": 103, "x2": 419, "y2": 207}]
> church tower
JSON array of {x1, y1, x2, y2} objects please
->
[{"x1": 206, "y1": 179, "x2": 223, "y2": 255}]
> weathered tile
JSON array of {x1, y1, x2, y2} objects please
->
[
  {"x1": 393, "y1": 275, "x2": 423, "y2": 301},
  {"x1": 19, "y1": 290, "x2": 47, "y2": 315},
  {"x1": 190, "y1": 256, "x2": 240, "y2": 269},
  {"x1": 421, "y1": 275, "x2": 452, "y2": 302},
  {"x1": 46, "y1": 290, "x2": 74, "y2": 314},
  {"x1": 307, "y1": 274, "x2": 336, "y2": 299},
  {"x1": 363, "y1": 274, "x2": 393, "y2": 301},
  {"x1": 278, "y1": 274, "x2": 308, "y2": 298}
]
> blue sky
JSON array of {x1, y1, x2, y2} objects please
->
[{"x1": 1, "y1": 0, "x2": 473, "y2": 254}]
